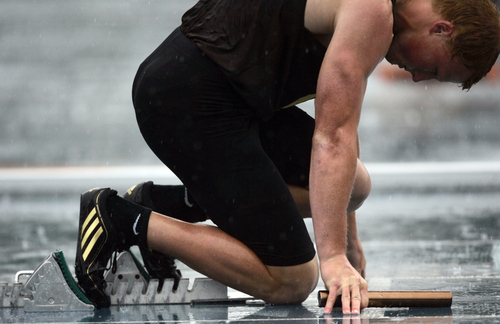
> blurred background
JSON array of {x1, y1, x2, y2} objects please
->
[
  {"x1": 1, "y1": 0, "x2": 499, "y2": 167},
  {"x1": 0, "y1": 0, "x2": 499, "y2": 284}
]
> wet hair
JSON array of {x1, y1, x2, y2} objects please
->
[{"x1": 433, "y1": 0, "x2": 500, "y2": 89}]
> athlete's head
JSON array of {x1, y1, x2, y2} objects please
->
[
  {"x1": 386, "y1": 0, "x2": 500, "y2": 90},
  {"x1": 433, "y1": 0, "x2": 500, "y2": 89}
]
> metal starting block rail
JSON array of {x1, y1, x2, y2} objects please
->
[
  {"x1": 104, "y1": 251, "x2": 228, "y2": 305},
  {"x1": 0, "y1": 250, "x2": 228, "y2": 312}
]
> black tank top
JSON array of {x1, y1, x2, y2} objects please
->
[
  {"x1": 181, "y1": 0, "x2": 396, "y2": 120},
  {"x1": 180, "y1": 0, "x2": 326, "y2": 120}
]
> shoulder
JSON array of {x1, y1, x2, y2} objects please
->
[{"x1": 305, "y1": 0, "x2": 393, "y2": 37}]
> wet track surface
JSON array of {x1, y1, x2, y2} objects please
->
[{"x1": 0, "y1": 165, "x2": 499, "y2": 323}]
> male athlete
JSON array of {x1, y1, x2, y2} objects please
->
[{"x1": 74, "y1": 0, "x2": 500, "y2": 314}]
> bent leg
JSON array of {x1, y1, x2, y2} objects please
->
[
  {"x1": 259, "y1": 108, "x2": 371, "y2": 215},
  {"x1": 288, "y1": 159, "x2": 372, "y2": 218},
  {"x1": 147, "y1": 212, "x2": 318, "y2": 304},
  {"x1": 132, "y1": 30, "x2": 318, "y2": 303},
  {"x1": 140, "y1": 118, "x2": 320, "y2": 302}
]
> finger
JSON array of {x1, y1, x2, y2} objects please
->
[
  {"x1": 350, "y1": 285, "x2": 361, "y2": 314},
  {"x1": 342, "y1": 284, "x2": 352, "y2": 314},
  {"x1": 324, "y1": 286, "x2": 339, "y2": 314}
]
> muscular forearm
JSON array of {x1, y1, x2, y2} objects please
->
[{"x1": 309, "y1": 138, "x2": 357, "y2": 261}]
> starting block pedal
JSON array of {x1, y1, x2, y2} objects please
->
[
  {"x1": 0, "y1": 250, "x2": 228, "y2": 312},
  {"x1": 104, "y1": 251, "x2": 228, "y2": 305},
  {"x1": 22, "y1": 250, "x2": 94, "y2": 312}
]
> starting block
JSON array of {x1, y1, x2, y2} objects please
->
[
  {"x1": 104, "y1": 251, "x2": 228, "y2": 305},
  {"x1": 23, "y1": 251, "x2": 94, "y2": 312},
  {"x1": 0, "y1": 250, "x2": 228, "y2": 312}
]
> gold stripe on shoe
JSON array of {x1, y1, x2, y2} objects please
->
[
  {"x1": 81, "y1": 217, "x2": 100, "y2": 252},
  {"x1": 83, "y1": 227, "x2": 104, "y2": 261},
  {"x1": 81, "y1": 208, "x2": 96, "y2": 239},
  {"x1": 80, "y1": 206, "x2": 106, "y2": 262}
]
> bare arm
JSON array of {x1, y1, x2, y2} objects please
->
[
  {"x1": 346, "y1": 211, "x2": 366, "y2": 277},
  {"x1": 307, "y1": 0, "x2": 393, "y2": 314}
]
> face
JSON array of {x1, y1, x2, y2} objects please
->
[{"x1": 385, "y1": 28, "x2": 473, "y2": 84}]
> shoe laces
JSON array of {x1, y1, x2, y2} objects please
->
[
  {"x1": 107, "y1": 233, "x2": 132, "y2": 274},
  {"x1": 107, "y1": 250, "x2": 119, "y2": 274}
]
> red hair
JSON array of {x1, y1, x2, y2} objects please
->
[{"x1": 433, "y1": 0, "x2": 500, "y2": 89}]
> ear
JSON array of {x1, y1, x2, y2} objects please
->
[{"x1": 429, "y1": 21, "x2": 454, "y2": 36}]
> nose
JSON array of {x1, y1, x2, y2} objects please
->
[{"x1": 412, "y1": 70, "x2": 435, "y2": 82}]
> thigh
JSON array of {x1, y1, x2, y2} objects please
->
[
  {"x1": 139, "y1": 116, "x2": 315, "y2": 266},
  {"x1": 133, "y1": 32, "x2": 315, "y2": 267},
  {"x1": 259, "y1": 107, "x2": 315, "y2": 188}
]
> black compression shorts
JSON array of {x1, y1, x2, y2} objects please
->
[{"x1": 132, "y1": 28, "x2": 316, "y2": 266}]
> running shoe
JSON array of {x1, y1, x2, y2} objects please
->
[
  {"x1": 124, "y1": 182, "x2": 182, "y2": 291},
  {"x1": 75, "y1": 188, "x2": 130, "y2": 308}
]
